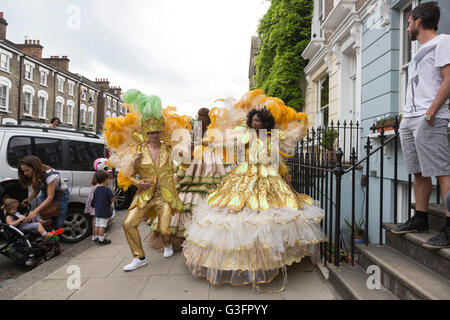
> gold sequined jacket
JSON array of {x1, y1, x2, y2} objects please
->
[{"x1": 128, "y1": 143, "x2": 183, "y2": 213}]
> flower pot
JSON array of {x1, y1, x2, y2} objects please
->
[
  {"x1": 326, "y1": 149, "x2": 337, "y2": 164},
  {"x1": 376, "y1": 120, "x2": 395, "y2": 132},
  {"x1": 354, "y1": 235, "x2": 365, "y2": 244}
]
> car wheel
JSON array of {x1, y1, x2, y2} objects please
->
[
  {"x1": 114, "y1": 186, "x2": 133, "y2": 210},
  {"x1": 60, "y1": 208, "x2": 92, "y2": 243}
]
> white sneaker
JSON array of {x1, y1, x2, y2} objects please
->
[
  {"x1": 123, "y1": 257, "x2": 148, "y2": 271},
  {"x1": 163, "y1": 244, "x2": 174, "y2": 258}
]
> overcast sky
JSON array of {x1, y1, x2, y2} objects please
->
[{"x1": 1, "y1": 0, "x2": 270, "y2": 116}]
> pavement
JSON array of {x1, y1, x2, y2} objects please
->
[{"x1": 0, "y1": 210, "x2": 341, "y2": 300}]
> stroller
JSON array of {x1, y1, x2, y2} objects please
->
[{"x1": 0, "y1": 179, "x2": 61, "y2": 267}]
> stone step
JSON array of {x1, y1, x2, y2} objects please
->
[
  {"x1": 356, "y1": 243, "x2": 450, "y2": 300},
  {"x1": 327, "y1": 263, "x2": 398, "y2": 300},
  {"x1": 411, "y1": 203, "x2": 447, "y2": 232},
  {"x1": 384, "y1": 223, "x2": 450, "y2": 280}
]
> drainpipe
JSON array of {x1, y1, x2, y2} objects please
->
[
  {"x1": 17, "y1": 54, "x2": 24, "y2": 125},
  {"x1": 53, "y1": 71, "x2": 57, "y2": 119},
  {"x1": 77, "y1": 76, "x2": 82, "y2": 130}
]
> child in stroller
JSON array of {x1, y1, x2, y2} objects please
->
[
  {"x1": 0, "y1": 179, "x2": 63, "y2": 267},
  {"x1": 3, "y1": 198, "x2": 56, "y2": 240}
]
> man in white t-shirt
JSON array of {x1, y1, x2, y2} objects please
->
[{"x1": 392, "y1": 2, "x2": 450, "y2": 249}]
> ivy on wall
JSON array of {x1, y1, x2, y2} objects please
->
[{"x1": 253, "y1": 0, "x2": 313, "y2": 111}]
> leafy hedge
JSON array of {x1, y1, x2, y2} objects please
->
[{"x1": 253, "y1": 0, "x2": 313, "y2": 111}]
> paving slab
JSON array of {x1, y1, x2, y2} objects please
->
[
  {"x1": 208, "y1": 276, "x2": 283, "y2": 300},
  {"x1": 70, "y1": 276, "x2": 149, "y2": 300},
  {"x1": 14, "y1": 279, "x2": 89, "y2": 300},
  {"x1": 280, "y1": 270, "x2": 339, "y2": 300},
  {"x1": 45, "y1": 257, "x2": 123, "y2": 280},
  {"x1": 168, "y1": 253, "x2": 192, "y2": 275},
  {"x1": 109, "y1": 255, "x2": 176, "y2": 277},
  {"x1": 75, "y1": 244, "x2": 127, "y2": 260},
  {"x1": 137, "y1": 274, "x2": 210, "y2": 300}
]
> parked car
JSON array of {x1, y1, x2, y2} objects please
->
[{"x1": 0, "y1": 124, "x2": 116, "y2": 243}]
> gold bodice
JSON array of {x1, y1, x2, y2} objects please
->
[{"x1": 207, "y1": 128, "x2": 312, "y2": 211}]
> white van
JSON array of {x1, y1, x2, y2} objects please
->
[{"x1": 0, "y1": 124, "x2": 115, "y2": 243}]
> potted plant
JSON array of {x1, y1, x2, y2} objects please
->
[
  {"x1": 375, "y1": 114, "x2": 401, "y2": 132},
  {"x1": 321, "y1": 242, "x2": 348, "y2": 263},
  {"x1": 344, "y1": 216, "x2": 365, "y2": 244},
  {"x1": 320, "y1": 128, "x2": 338, "y2": 163}
]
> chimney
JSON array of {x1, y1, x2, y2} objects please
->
[
  {"x1": 0, "y1": 12, "x2": 8, "y2": 40},
  {"x1": 16, "y1": 39, "x2": 44, "y2": 59},
  {"x1": 95, "y1": 78, "x2": 110, "y2": 92},
  {"x1": 42, "y1": 56, "x2": 70, "y2": 72}
]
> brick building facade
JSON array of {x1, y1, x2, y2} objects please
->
[{"x1": 0, "y1": 12, "x2": 125, "y2": 134}]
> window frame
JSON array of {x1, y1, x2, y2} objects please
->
[
  {"x1": 38, "y1": 90, "x2": 48, "y2": 120},
  {"x1": 0, "y1": 51, "x2": 11, "y2": 73},
  {"x1": 39, "y1": 67, "x2": 49, "y2": 87},
  {"x1": 80, "y1": 104, "x2": 87, "y2": 124},
  {"x1": 68, "y1": 81, "x2": 75, "y2": 96},
  {"x1": 23, "y1": 85, "x2": 35, "y2": 116},
  {"x1": 66, "y1": 100, "x2": 75, "y2": 125},
  {"x1": 57, "y1": 76, "x2": 65, "y2": 93},
  {"x1": 88, "y1": 107, "x2": 94, "y2": 126},
  {"x1": 399, "y1": 0, "x2": 421, "y2": 113},
  {"x1": 55, "y1": 96, "x2": 65, "y2": 123},
  {"x1": 0, "y1": 77, "x2": 12, "y2": 111}
]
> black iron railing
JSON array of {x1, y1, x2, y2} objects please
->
[{"x1": 286, "y1": 116, "x2": 421, "y2": 267}]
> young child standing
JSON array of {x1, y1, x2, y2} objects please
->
[
  {"x1": 3, "y1": 198, "x2": 55, "y2": 240},
  {"x1": 92, "y1": 171, "x2": 115, "y2": 245}
]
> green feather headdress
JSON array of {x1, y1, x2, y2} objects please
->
[{"x1": 122, "y1": 89, "x2": 165, "y2": 132}]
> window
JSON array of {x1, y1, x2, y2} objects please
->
[
  {"x1": 24, "y1": 92, "x2": 32, "y2": 116},
  {"x1": 112, "y1": 113, "x2": 117, "y2": 118},
  {"x1": 81, "y1": 89, "x2": 87, "y2": 101},
  {"x1": 25, "y1": 64, "x2": 34, "y2": 81},
  {"x1": 113, "y1": 100, "x2": 117, "y2": 111},
  {"x1": 40, "y1": 69, "x2": 48, "y2": 86},
  {"x1": 68, "y1": 82, "x2": 74, "y2": 96},
  {"x1": 80, "y1": 105, "x2": 86, "y2": 124},
  {"x1": 38, "y1": 96, "x2": 47, "y2": 119},
  {"x1": 0, "y1": 84, "x2": 8, "y2": 111},
  {"x1": 66, "y1": 101, "x2": 74, "y2": 124},
  {"x1": 68, "y1": 141, "x2": 105, "y2": 171},
  {"x1": 89, "y1": 90, "x2": 95, "y2": 102},
  {"x1": 399, "y1": 0, "x2": 421, "y2": 112},
  {"x1": 55, "y1": 101, "x2": 63, "y2": 122},
  {"x1": 34, "y1": 138, "x2": 64, "y2": 170},
  {"x1": 7, "y1": 137, "x2": 33, "y2": 168},
  {"x1": 106, "y1": 111, "x2": 111, "y2": 118},
  {"x1": 315, "y1": 75, "x2": 329, "y2": 127},
  {"x1": 88, "y1": 108, "x2": 94, "y2": 126},
  {"x1": 0, "y1": 53, "x2": 10, "y2": 72},
  {"x1": 107, "y1": 97, "x2": 111, "y2": 109},
  {"x1": 0, "y1": 77, "x2": 12, "y2": 111},
  {"x1": 57, "y1": 78, "x2": 65, "y2": 93}
]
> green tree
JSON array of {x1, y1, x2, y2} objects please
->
[{"x1": 254, "y1": 0, "x2": 313, "y2": 111}]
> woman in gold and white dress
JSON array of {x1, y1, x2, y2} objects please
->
[{"x1": 182, "y1": 91, "x2": 327, "y2": 290}]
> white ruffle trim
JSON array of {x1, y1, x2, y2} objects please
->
[{"x1": 185, "y1": 200, "x2": 327, "y2": 254}]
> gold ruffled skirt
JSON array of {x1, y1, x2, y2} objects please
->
[{"x1": 182, "y1": 162, "x2": 327, "y2": 287}]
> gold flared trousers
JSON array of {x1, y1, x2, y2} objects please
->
[{"x1": 123, "y1": 189, "x2": 172, "y2": 258}]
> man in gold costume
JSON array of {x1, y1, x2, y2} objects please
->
[{"x1": 120, "y1": 97, "x2": 183, "y2": 272}]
